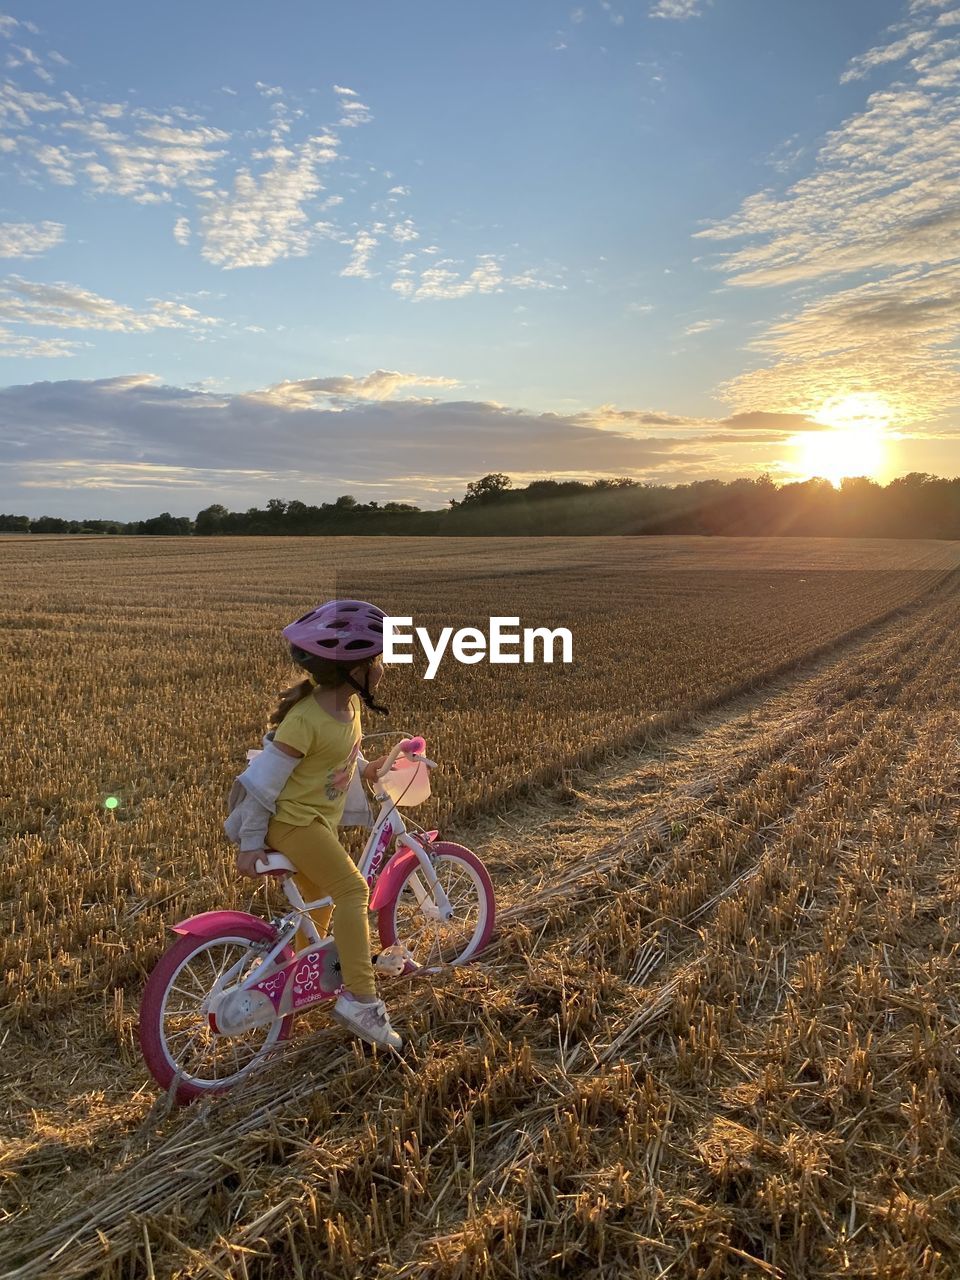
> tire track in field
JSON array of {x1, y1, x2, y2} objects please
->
[
  {"x1": 472, "y1": 568, "x2": 960, "y2": 907},
  {"x1": 480, "y1": 572, "x2": 957, "y2": 971},
  {"x1": 495, "y1": 603, "x2": 947, "y2": 1084}
]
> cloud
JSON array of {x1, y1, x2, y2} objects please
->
[
  {"x1": 390, "y1": 218, "x2": 419, "y2": 244},
  {"x1": 0, "y1": 220, "x2": 63, "y2": 257},
  {"x1": 649, "y1": 0, "x2": 709, "y2": 19},
  {"x1": 0, "y1": 81, "x2": 66, "y2": 131},
  {"x1": 8, "y1": 43, "x2": 55, "y2": 84},
  {"x1": 340, "y1": 228, "x2": 380, "y2": 278},
  {"x1": 0, "y1": 276, "x2": 220, "y2": 335},
  {"x1": 61, "y1": 112, "x2": 229, "y2": 204},
  {"x1": 199, "y1": 132, "x2": 339, "y2": 268},
  {"x1": 840, "y1": 28, "x2": 935, "y2": 83},
  {"x1": 0, "y1": 50, "x2": 556, "y2": 291},
  {"x1": 30, "y1": 142, "x2": 75, "y2": 184},
  {"x1": 0, "y1": 325, "x2": 85, "y2": 357},
  {"x1": 255, "y1": 369, "x2": 462, "y2": 406},
  {"x1": 694, "y1": 8, "x2": 960, "y2": 426},
  {"x1": 716, "y1": 262, "x2": 960, "y2": 424},
  {"x1": 0, "y1": 374, "x2": 712, "y2": 514},
  {"x1": 333, "y1": 84, "x2": 372, "y2": 128},
  {"x1": 392, "y1": 253, "x2": 561, "y2": 300}
]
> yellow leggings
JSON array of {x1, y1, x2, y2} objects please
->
[{"x1": 265, "y1": 816, "x2": 376, "y2": 1000}]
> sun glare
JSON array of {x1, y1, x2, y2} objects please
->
[{"x1": 789, "y1": 393, "x2": 894, "y2": 488}]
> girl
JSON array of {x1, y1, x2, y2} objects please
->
[{"x1": 234, "y1": 599, "x2": 402, "y2": 1052}]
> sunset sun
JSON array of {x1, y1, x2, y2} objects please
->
[{"x1": 790, "y1": 393, "x2": 894, "y2": 488}]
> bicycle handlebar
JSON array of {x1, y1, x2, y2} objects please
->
[{"x1": 375, "y1": 735, "x2": 434, "y2": 780}]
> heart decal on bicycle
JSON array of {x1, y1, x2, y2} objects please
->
[{"x1": 292, "y1": 955, "x2": 322, "y2": 994}]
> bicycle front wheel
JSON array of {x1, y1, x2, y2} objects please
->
[{"x1": 377, "y1": 841, "x2": 495, "y2": 970}]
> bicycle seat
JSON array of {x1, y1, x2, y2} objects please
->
[{"x1": 255, "y1": 851, "x2": 297, "y2": 876}]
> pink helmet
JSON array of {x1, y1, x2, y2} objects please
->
[{"x1": 282, "y1": 598, "x2": 385, "y2": 662}]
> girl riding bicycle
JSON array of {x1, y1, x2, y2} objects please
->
[{"x1": 230, "y1": 599, "x2": 403, "y2": 1051}]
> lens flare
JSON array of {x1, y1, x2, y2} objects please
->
[{"x1": 104, "y1": 796, "x2": 120, "y2": 810}]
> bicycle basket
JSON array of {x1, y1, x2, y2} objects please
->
[{"x1": 378, "y1": 756, "x2": 431, "y2": 806}]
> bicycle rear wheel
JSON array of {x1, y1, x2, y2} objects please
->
[{"x1": 139, "y1": 925, "x2": 295, "y2": 1103}]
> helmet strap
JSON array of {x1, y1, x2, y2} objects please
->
[{"x1": 344, "y1": 667, "x2": 389, "y2": 716}]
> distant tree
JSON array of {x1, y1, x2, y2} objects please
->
[
  {"x1": 462, "y1": 473, "x2": 512, "y2": 504},
  {"x1": 138, "y1": 511, "x2": 192, "y2": 535},
  {"x1": 31, "y1": 515, "x2": 70, "y2": 533},
  {"x1": 0, "y1": 513, "x2": 30, "y2": 531},
  {"x1": 526, "y1": 479, "x2": 589, "y2": 500},
  {"x1": 334, "y1": 494, "x2": 358, "y2": 509},
  {"x1": 195, "y1": 503, "x2": 229, "y2": 535}
]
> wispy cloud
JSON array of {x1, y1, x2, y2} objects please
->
[
  {"x1": 254, "y1": 369, "x2": 461, "y2": 406},
  {"x1": 0, "y1": 324, "x2": 84, "y2": 357},
  {"x1": 334, "y1": 84, "x2": 373, "y2": 128},
  {"x1": 649, "y1": 0, "x2": 709, "y2": 20},
  {"x1": 696, "y1": 8, "x2": 960, "y2": 425},
  {"x1": 340, "y1": 227, "x2": 380, "y2": 278},
  {"x1": 840, "y1": 28, "x2": 935, "y2": 83},
  {"x1": 392, "y1": 253, "x2": 561, "y2": 301},
  {"x1": 7, "y1": 43, "x2": 55, "y2": 84},
  {"x1": 0, "y1": 220, "x2": 63, "y2": 258},
  {"x1": 683, "y1": 318, "x2": 721, "y2": 336},
  {"x1": 0, "y1": 276, "x2": 219, "y2": 335}
]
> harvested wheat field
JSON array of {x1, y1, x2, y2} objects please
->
[{"x1": 3, "y1": 535, "x2": 960, "y2": 1279}]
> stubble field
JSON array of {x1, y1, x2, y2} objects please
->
[{"x1": 2, "y1": 534, "x2": 960, "y2": 1279}]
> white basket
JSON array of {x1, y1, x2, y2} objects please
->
[{"x1": 378, "y1": 756, "x2": 432, "y2": 807}]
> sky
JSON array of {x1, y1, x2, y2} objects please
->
[{"x1": 2, "y1": 0, "x2": 960, "y2": 519}]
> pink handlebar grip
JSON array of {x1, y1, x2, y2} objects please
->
[{"x1": 400, "y1": 736, "x2": 426, "y2": 755}]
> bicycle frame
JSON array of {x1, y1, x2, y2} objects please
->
[{"x1": 209, "y1": 787, "x2": 451, "y2": 1010}]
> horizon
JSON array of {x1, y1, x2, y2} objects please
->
[
  {"x1": 2, "y1": 0, "x2": 960, "y2": 520},
  {"x1": 8, "y1": 466, "x2": 960, "y2": 528}
]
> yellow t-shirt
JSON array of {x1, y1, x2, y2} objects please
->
[{"x1": 271, "y1": 692, "x2": 362, "y2": 832}]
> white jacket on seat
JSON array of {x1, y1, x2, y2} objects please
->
[{"x1": 223, "y1": 733, "x2": 373, "y2": 852}]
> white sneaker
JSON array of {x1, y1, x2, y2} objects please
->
[{"x1": 332, "y1": 993, "x2": 403, "y2": 1051}]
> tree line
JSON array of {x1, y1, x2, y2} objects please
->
[{"x1": 3, "y1": 471, "x2": 960, "y2": 539}]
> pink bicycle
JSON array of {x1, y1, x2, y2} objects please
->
[{"x1": 138, "y1": 736, "x2": 495, "y2": 1102}]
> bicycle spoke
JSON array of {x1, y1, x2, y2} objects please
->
[
  {"x1": 165, "y1": 1022, "x2": 205, "y2": 1043},
  {"x1": 179, "y1": 966, "x2": 208, "y2": 995},
  {"x1": 168, "y1": 982, "x2": 206, "y2": 1004}
]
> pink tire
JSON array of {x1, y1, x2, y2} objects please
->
[
  {"x1": 377, "y1": 841, "x2": 495, "y2": 969},
  {"x1": 138, "y1": 924, "x2": 295, "y2": 1104}
]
